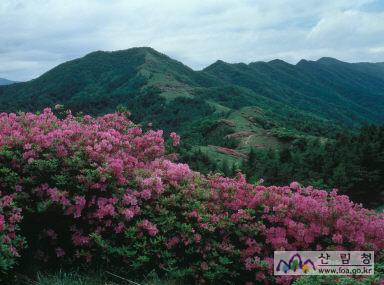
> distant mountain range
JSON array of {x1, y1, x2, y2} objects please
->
[
  {"x1": 204, "y1": 57, "x2": 384, "y2": 125},
  {"x1": 0, "y1": 78, "x2": 17, "y2": 85},
  {"x1": 0, "y1": 47, "x2": 383, "y2": 157}
]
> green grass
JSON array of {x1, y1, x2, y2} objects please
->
[
  {"x1": 205, "y1": 100, "x2": 232, "y2": 113},
  {"x1": 35, "y1": 272, "x2": 105, "y2": 285},
  {"x1": 197, "y1": 145, "x2": 241, "y2": 166},
  {"x1": 376, "y1": 205, "x2": 384, "y2": 213},
  {"x1": 12, "y1": 271, "x2": 180, "y2": 285},
  {"x1": 13, "y1": 267, "x2": 384, "y2": 285},
  {"x1": 159, "y1": 90, "x2": 193, "y2": 101}
]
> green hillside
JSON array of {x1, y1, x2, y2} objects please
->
[
  {"x1": 0, "y1": 47, "x2": 383, "y2": 160},
  {"x1": 203, "y1": 57, "x2": 384, "y2": 126},
  {"x1": 0, "y1": 47, "x2": 383, "y2": 206}
]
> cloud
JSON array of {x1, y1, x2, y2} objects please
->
[
  {"x1": 0, "y1": 0, "x2": 383, "y2": 80},
  {"x1": 369, "y1": 47, "x2": 384, "y2": 54}
]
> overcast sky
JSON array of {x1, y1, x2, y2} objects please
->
[{"x1": 1, "y1": 0, "x2": 384, "y2": 81}]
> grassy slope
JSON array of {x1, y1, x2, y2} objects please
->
[
  {"x1": 14, "y1": 271, "x2": 176, "y2": 285},
  {"x1": 0, "y1": 47, "x2": 382, "y2": 163}
]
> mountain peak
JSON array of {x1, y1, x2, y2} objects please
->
[
  {"x1": 203, "y1": 59, "x2": 230, "y2": 71},
  {"x1": 296, "y1": 59, "x2": 309, "y2": 65},
  {"x1": 213, "y1": 59, "x2": 228, "y2": 66},
  {"x1": 268, "y1": 59, "x2": 292, "y2": 66},
  {"x1": 316, "y1": 57, "x2": 342, "y2": 64},
  {"x1": 83, "y1": 46, "x2": 163, "y2": 59},
  {"x1": 268, "y1": 59, "x2": 285, "y2": 64}
]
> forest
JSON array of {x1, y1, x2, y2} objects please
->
[{"x1": 182, "y1": 125, "x2": 384, "y2": 208}]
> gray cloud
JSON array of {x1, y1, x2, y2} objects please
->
[{"x1": 1, "y1": 0, "x2": 383, "y2": 81}]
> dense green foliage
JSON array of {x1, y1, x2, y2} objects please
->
[
  {"x1": 183, "y1": 125, "x2": 384, "y2": 208},
  {"x1": 204, "y1": 58, "x2": 384, "y2": 126},
  {"x1": 238, "y1": 125, "x2": 384, "y2": 207},
  {"x1": 1, "y1": 47, "x2": 383, "y2": 143}
]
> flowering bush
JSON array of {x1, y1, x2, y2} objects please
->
[
  {"x1": 0, "y1": 108, "x2": 383, "y2": 284},
  {"x1": 0, "y1": 193, "x2": 25, "y2": 273}
]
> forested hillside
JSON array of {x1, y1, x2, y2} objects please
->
[
  {"x1": 0, "y1": 47, "x2": 383, "y2": 206},
  {"x1": 203, "y1": 57, "x2": 384, "y2": 126},
  {"x1": 1, "y1": 47, "x2": 383, "y2": 133}
]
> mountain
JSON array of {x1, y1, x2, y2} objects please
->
[
  {"x1": 0, "y1": 78, "x2": 16, "y2": 85},
  {"x1": 203, "y1": 57, "x2": 384, "y2": 126},
  {"x1": 0, "y1": 47, "x2": 383, "y2": 166},
  {"x1": 0, "y1": 48, "x2": 217, "y2": 115}
]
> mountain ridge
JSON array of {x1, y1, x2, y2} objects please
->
[
  {"x1": 0, "y1": 78, "x2": 17, "y2": 85},
  {"x1": 0, "y1": 47, "x2": 383, "y2": 160},
  {"x1": 203, "y1": 57, "x2": 384, "y2": 69},
  {"x1": 203, "y1": 54, "x2": 384, "y2": 125}
]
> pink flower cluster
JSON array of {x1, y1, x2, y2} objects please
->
[
  {"x1": 170, "y1": 132, "x2": 180, "y2": 147},
  {"x1": 0, "y1": 108, "x2": 383, "y2": 284},
  {"x1": 204, "y1": 174, "x2": 384, "y2": 283},
  {"x1": 0, "y1": 108, "x2": 192, "y2": 266},
  {"x1": 138, "y1": 219, "x2": 159, "y2": 236},
  {"x1": 0, "y1": 193, "x2": 24, "y2": 264}
]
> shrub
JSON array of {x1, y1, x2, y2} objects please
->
[
  {"x1": 0, "y1": 108, "x2": 383, "y2": 284},
  {"x1": 0, "y1": 192, "x2": 25, "y2": 274}
]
